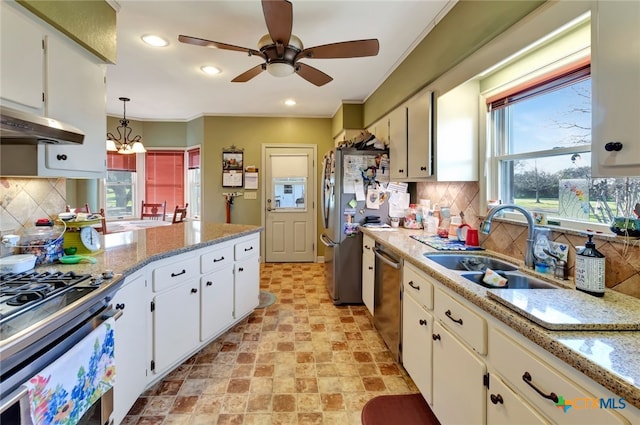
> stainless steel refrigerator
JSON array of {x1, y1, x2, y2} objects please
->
[{"x1": 320, "y1": 147, "x2": 389, "y2": 305}]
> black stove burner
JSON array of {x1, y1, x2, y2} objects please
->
[{"x1": 0, "y1": 270, "x2": 93, "y2": 321}]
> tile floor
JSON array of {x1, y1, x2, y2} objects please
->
[{"x1": 122, "y1": 263, "x2": 418, "y2": 424}]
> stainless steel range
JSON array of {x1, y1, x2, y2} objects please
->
[{"x1": 0, "y1": 268, "x2": 120, "y2": 423}]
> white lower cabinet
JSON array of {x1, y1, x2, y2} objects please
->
[
  {"x1": 490, "y1": 328, "x2": 628, "y2": 425},
  {"x1": 153, "y1": 280, "x2": 201, "y2": 373},
  {"x1": 150, "y1": 233, "x2": 261, "y2": 377},
  {"x1": 432, "y1": 320, "x2": 487, "y2": 424},
  {"x1": 362, "y1": 235, "x2": 375, "y2": 315},
  {"x1": 112, "y1": 271, "x2": 149, "y2": 425},
  {"x1": 200, "y1": 268, "x2": 234, "y2": 341},
  {"x1": 487, "y1": 372, "x2": 549, "y2": 425},
  {"x1": 402, "y1": 291, "x2": 433, "y2": 404},
  {"x1": 234, "y1": 256, "x2": 259, "y2": 320}
]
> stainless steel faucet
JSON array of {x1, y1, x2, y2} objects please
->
[{"x1": 480, "y1": 204, "x2": 536, "y2": 268}]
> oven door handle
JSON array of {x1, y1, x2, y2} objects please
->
[{"x1": 373, "y1": 247, "x2": 402, "y2": 269}]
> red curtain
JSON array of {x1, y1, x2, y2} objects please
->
[
  {"x1": 107, "y1": 152, "x2": 136, "y2": 171},
  {"x1": 145, "y1": 151, "x2": 185, "y2": 209},
  {"x1": 188, "y1": 147, "x2": 200, "y2": 169}
]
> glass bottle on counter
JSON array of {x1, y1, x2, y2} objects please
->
[{"x1": 437, "y1": 205, "x2": 451, "y2": 238}]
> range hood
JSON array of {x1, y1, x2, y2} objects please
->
[{"x1": 0, "y1": 106, "x2": 84, "y2": 145}]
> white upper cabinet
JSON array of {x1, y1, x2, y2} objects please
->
[
  {"x1": 407, "y1": 90, "x2": 433, "y2": 179},
  {"x1": 388, "y1": 105, "x2": 408, "y2": 179},
  {"x1": 434, "y1": 80, "x2": 479, "y2": 181},
  {"x1": 0, "y1": 2, "x2": 107, "y2": 178},
  {"x1": 0, "y1": 2, "x2": 44, "y2": 112},
  {"x1": 591, "y1": 0, "x2": 640, "y2": 177}
]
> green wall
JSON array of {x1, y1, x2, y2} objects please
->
[
  {"x1": 200, "y1": 116, "x2": 333, "y2": 253},
  {"x1": 17, "y1": 0, "x2": 116, "y2": 63},
  {"x1": 362, "y1": 0, "x2": 545, "y2": 126}
]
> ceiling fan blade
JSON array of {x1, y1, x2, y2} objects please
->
[
  {"x1": 297, "y1": 39, "x2": 380, "y2": 60},
  {"x1": 295, "y1": 63, "x2": 333, "y2": 87},
  {"x1": 261, "y1": 0, "x2": 292, "y2": 50},
  {"x1": 231, "y1": 64, "x2": 266, "y2": 83},
  {"x1": 178, "y1": 35, "x2": 263, "y2": 57}
]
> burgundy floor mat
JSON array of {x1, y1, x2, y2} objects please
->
[{"x1": 361, "y1": 393, "x2": 440, "y2": 425}]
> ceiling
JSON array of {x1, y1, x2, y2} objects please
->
[{"x1": 106, "y1": 0, "x2": 456, "y2": 121}]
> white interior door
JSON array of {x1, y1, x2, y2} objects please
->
[{"x1": 263, "y1": 145, "x2": 316, "y2": 262}]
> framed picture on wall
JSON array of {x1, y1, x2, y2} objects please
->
[{"x1": 222, "y1": 150, "x2": 244, "y2": 187}]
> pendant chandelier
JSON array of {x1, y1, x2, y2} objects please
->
[{"x1": 106, "y1": 97, "x2": 146, "y2": 154}]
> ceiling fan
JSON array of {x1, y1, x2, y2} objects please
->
[{"x1": 178, "y1": 0, "x2": 379, "y2": 86}]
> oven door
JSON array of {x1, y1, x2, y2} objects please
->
[{"x1": 0, "y1": 305, "x2": 121, "y2": 425}]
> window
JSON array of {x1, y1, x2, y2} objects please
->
[
  {"x1": 105, "y1": 152, "x2": 136, "y2": 219},
  {"x1": 145, "y1": 150, "x2": 185, "y2": 213},
  {"x1": 273, "y1": 178, "x2": 306, "y2": 209},
  {"x1": 187, "y1": 148, "x2": 201, "y2": 219},
  {"x1": 488, "y1": 64, "x2": 640, "y2": 227}
]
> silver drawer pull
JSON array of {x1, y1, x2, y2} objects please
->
[{"x1": 445, "y1": 309, "x2": 463, "y2": 325}]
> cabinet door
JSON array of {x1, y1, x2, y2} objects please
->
[
  {"x1": 487, "y1": 372, "x2": 549, "y2": 425},
  {"x1": 234, "y1": 256, "x2": 259, "y2": 320},
  {"x1": 0, "y1": 2, "x2": 44, "y2": 111},
  {"x1": 402, "y1": 292, "x2": 433, "y2": 404},
  {"x1": 362, "y1": 235, "x2": 375, "y2": 315},
  {"x1": 112, "y1": 272, "x2": 149, "y2": 425},
  {"x1": 592, "y1": 0, "x2": 640, "y2": 176},
  {"x1": 432, "y1": 321, "x2": 486, "y2": 425},
  {"x1": 201, "y1": 268, "x2": 234, "y2": 341},
  {"x1": 407, "y1": 91, "x2": 432, "y2": 178},
  {"x1": 153, "y1": 280, "x2": 200, "y2": 374},
  {"x1": 44, "y1": 34, "x2": 106, "y2": 177},
  {"x1": 389, "y1": 106, "x2": 408, "y2": 179}
]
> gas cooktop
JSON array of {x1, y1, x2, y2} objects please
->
[{"x1": 0, "y1": 271, "x2": 100, "y2": 340}]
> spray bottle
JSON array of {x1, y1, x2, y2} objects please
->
[{"x1": 574, "y1": 233, "x2": 605, "y2": 297}]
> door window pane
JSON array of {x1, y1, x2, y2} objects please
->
[{"x1": 273, "y1": 177, "x2": 306, "y2": 209}]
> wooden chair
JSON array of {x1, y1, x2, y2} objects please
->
[
  {"x1": 66, "y1": 203, "x2": 90, "y2": 214},
  {"x1": 141, "y1": 200, "x2": 167, "y2": 220},
  {"x1": 95, "y1": 208, "x2": 108, "y2": 234},
  {"x1": 172, "y1": 203, "x2": 189, "y2": 223}
]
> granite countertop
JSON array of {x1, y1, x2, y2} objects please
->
[
  {"x1": 37, "y1": 221, "x2": 262, "y2": 293},
  {"x1": 361, "y1": 227, "x2": 640, "y2": 410}
]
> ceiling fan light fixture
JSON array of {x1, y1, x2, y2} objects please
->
[
  {"x1": 142, "y1": 34, "x2": 169, "y2": 47},
  {"x1": 267, "y1": 62, "x2": 294, "y2": 77}
]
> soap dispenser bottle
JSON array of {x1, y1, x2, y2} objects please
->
[{"x1": 575, "y1": 233, "x2": 605, "y2": 297}]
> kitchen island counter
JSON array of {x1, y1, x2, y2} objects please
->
[
  {"x1": 361, "y1": 227, "x2": 640, "y2": 413},
  {"x1": 38, "y1": 221, "x2": 262, "y2": 278}
]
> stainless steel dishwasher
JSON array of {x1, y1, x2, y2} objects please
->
[{"x1": 373, "y1": 243, "x2": 403, "y2": 362}]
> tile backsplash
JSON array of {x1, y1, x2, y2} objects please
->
[
  {"x1": 0, "y1": 177, "x2": 67, "y2": 256},
  {"x1": 416, "y1": 181, "x2": 640, "y2": 300}
]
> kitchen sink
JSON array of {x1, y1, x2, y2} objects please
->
[
  {"x1": 423, "y1": 253, "x2": 518, "y2": 271},
  {"x1": 460, "y1": 271, "x2": 558, "y2": 290}
]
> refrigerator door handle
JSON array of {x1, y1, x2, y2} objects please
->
[
  {"x1": 373, "y1": 247, "x2": 402, "y2": 269},
  {"x1": 320, "y1": 233, "x2": 337, "y2": 247}
]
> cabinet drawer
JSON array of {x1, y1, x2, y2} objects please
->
[
  {"x1": 403, "y1": 262, "x2": 433, "y2": 310},
  {"x1": 152, "y1": 254, "x2": 199, "y2": 292},
  {"x1": 201, "y1": 243, "x2": 234, "y2": 273},
  {"x1": 487, "y1": 372, "x2": 550, "y2": 425},
  {"x1": 434, "y1": 288, "x2": 486, "y2": 355},
  {"x1": 235, "y1": 235, "x2": 259, "y2": 260},
  {"x1": 490, "y1": 328, "x2": 628, "y2": 425}
]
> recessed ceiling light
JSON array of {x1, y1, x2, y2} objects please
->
[
  {"x1": 142, "y1": 35, "x2": 169, "y2": 47},
  {"x1": 284, "y1": 99, "x2": 296, "y2": 106},
  {"x1": 201, "y1": 66, "x2": 221, "y2": 75}
]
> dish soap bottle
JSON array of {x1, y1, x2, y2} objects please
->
[{"x1": 574, "y1": 233, "x2": 605, "y2": 297}]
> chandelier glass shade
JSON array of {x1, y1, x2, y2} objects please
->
[{"x1": 106, "y1": 97, "x2": 146, "y2": 154}]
